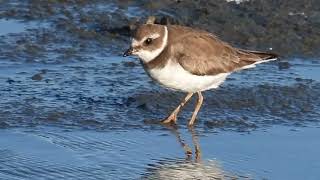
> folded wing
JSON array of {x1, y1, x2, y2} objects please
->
[{"x1": 171, "y1": 32, "x2": 277, "y2": 76}]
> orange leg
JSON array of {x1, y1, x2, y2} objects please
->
[
  {"x1": 188, "y1": 91, "x2": 204, "y2": 126},
  {"x1": 161, "y1": 92, "x2": 194, "y2": 124}
]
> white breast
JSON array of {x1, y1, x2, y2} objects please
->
[{"x1": 147, "y1": 61, "x2": 230, "y2": 92}]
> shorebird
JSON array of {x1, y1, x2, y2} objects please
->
[{"x1": 123, "y1": 20, "x2": 277, "y2": 126}]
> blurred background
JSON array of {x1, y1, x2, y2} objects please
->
[{"x1": 0, "y1": 0, "x2": 320, "y2": 179}]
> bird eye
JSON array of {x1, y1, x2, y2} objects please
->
[{"x1": 145, "y1": 38, "x2": 153, "y2": 45}]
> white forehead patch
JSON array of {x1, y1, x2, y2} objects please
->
[
  {"x1": 132, "y1": 39, "x2": 139, "y2": 47},
  {"x1": 134, "y1": 26, "x2": 168, "y2": 63}
]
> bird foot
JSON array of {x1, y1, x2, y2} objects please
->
[
  {"x1": 161, "y1": 113, "x2": 177, "y2": 125},
  {"x1": 187, "y1": 117, "x2": 198, "y2": 127}
]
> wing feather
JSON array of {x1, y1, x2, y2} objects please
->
[{"x1": 170, "y1": 31, "x2": 277, "y2": 76}]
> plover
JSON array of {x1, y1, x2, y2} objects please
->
[{"x1": 123, "y1": 21, "x2": 277, "y2": 126}]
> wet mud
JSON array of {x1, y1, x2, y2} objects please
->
[
  {"x1": 1, "y1": 57, "x2": 320, "y2": 132},
  {"x1": 0, "y1": 0, "x2": 320, "y2": 62},
  {"x1": 1, "y1": 1, "x2": 320, "y2": 179}
]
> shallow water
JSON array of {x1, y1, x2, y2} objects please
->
[
  {"x1": 0, "y1": 19, "x2": 29, "y2": 35},
  {"x1": 1, "y1": 126, "x2": 320, "y2": 179},
  {"x1": 1, "y1": 2, "x2": 320, "y2": 179}
]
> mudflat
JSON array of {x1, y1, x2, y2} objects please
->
[{"x1": 0, "y1": 1, "x2": 320, "y2": 179}]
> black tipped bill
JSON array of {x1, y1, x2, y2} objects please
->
[{"x1": 123, "y1": 47, "x2": 133, "y2": 57}]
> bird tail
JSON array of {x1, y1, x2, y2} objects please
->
[
  {"x1": 239, "y1": 49, "x2": 279, "y2": 60},
  {"x1": 236, "y1": 49, "x2": 279, "y2": 70}
]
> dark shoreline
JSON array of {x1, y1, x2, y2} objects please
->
[{"x1": 0, "y1": 0, "x2": 319, "y2": 60}]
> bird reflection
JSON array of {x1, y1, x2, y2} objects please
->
[
  {"x1": 141, "y1": 126, "x2": 226, "y2": 179},
  {"x1": 165, "y1": 125, "x2": 202, "y2": 162}
]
